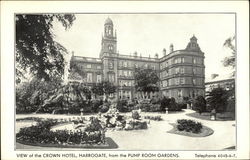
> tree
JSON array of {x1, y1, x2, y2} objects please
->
[
  {"x1": 91, "y1": 83, "x2": 104, "y2": 98},
  {"x1": 91, "y1": 81, "x2": 116, "y2": 100},
  {"x1": 102, "y1": 81, "x2": 117, "y2": 100},
  {"x1": 16, "y1": 14, "x2": 76, "y2": 82},
  {"x1": 222, "y1": 36, "x2": 235, "y2": 77},
  {"x1": 193, "y1": 95, "x2": 206, "y2": 114},
  {"x1": 207, "y1": 87, "x2": 229, "y2": 113},
  {"x1": 134, "y1": 68, "x2": 160, "y2": 95}
]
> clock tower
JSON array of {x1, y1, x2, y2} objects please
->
[{"x1": 100, "y1": 17, "x2": 117, "y2": 58}]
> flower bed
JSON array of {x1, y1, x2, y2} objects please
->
[
  {"x1": 177, "y1": 119, "x2": 202, "y2": 133},
  {"x1": 144, "y1": 115, "x2": 163, "y2": 121},
  {"x1": 167, "y1": 119, "x2": 214, "y2": 137},
  {"x1": 16, "y1": 117, "x2": 106, "y2": 147}
]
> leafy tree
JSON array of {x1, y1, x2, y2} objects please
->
[
  {"x1": 16, "y1": 14, "x2": 76, "y2": 82},
  {"x1": 102, "y1": 81, "x2": 117, "y2": 100},
  {"x1": 207, "y1": 87, "x2": 229, "y2": 113},
  {"x1": 91, "y1": 81, "x2": 116, "y2": 100},
  {"x1": 222, "y1": 36, "x2": 235, "y2": 77},
  {"x1": 134, "y1": 68, "x2": 160, "y2": 94},
  {"x1": 193, "y1": 95, "x2": 206, "y2": 114},
  {"x1": 91, "y1": 83, "x2": 104, "y2": 98}
]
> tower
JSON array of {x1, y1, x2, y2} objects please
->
[
  {"x1": 100, "y1": 17, "x2": 117, "y2": 58},
  {"x1": 185, "y1": 35, "x2": 201, "y2": 51}
]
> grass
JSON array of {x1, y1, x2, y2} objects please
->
[
  {"x1": 186, "y1": 112, "x2": 235, "y2": 121},
  {"x1": 167, "y1": 123, "x2": 214, "y2": 137}
]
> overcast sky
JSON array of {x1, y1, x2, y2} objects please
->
[{"x1": 53, "y1": 14, "x2": 235, "y2": 81}]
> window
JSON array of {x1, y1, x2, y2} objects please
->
[
  {"x1": 108, "y1": 74, "x2": 115, "y2": 83},
  {"x1": 175, "y1": 67, "x2": 180, "y2": 74},
  {"x1": 166, "y1": 69, "x2": 169, "y2": 76},
  {"x1": 97, "y1": 65, "x2": 101, "y2": 69},
  {"x1": 193, "y1": 78, "x2": 196, "y2": 85},
  {"x1": 178, "y1": 58, "x2": 181, "y2": 63},
  {"x1": 174, "y1": 59, "x2": 178, "y2": 64},
  {"x1": 87, "y1": 73, "x2": 93, "y2": 83},
  {"x1": 180, "y1": 78, "x2": 185, "y2": 84},
  {"x1": 119, "y1": 70, "x2": 122, "y2": 76},
  {"x1": 123, "y1": 61, "x2": 127, "y2": 67},
  {"x1": 165, "y1": 62, "x2": 168, "y2": 68},
  {"x1": 108, "y1": 45, "x2": 113, "y2": 51},
  {"x1": 124, "y1": 70, "x2": 128, "y2": 77},
  {"x1": 175, "y1": 78, "x2": 180, "y2": 85},
  {"x1": 87, "y1": 64, "x2": 91, "y2": 69},
  {"x1": 181, "y1": 57, "x2": 185, "y2": 63},
  {"x1": 178, "y1": 90, "x2": 183, "y2": 97},
  {"x1": 109, "y1": 62, "x2": 113, "y2": 69},
  {"x1": 193, "y1": 58, "x2": 196, "y2": 64},
  {"x1": 180, "y1": 67, "x2": 184, "y2": 74},
  {"x1": 193, "y1": 68, "x2": 196, "y2": 74},
  {"x1": 160, "y1": 64, "x2": 163, "y2": 70},
  {"x1": 96, "y1": 74, "x2": 102, "y2": 83}
]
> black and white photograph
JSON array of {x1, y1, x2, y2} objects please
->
[
  {"x1": 1, "y1": 1, "x2": 249, "y2": 160},
  {"x1": 15, "y1": 13, "x2": 236, "y2": 150}
]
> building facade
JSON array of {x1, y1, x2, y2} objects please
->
[{"x1": 68, "y1": 18, "x2": 205, "y2": 102}]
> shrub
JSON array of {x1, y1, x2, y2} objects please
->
[
  {"x1": 177, "y1": 119, "x2": 203, "y2": 134},
  {"x1": 193, "y1": 96, "x2": 206, "y2": 113},
  {"x1": 132, "y1": 110, "x2": 140, "y2": 120},
  {"x1": 160, "y1": 97, "x2": 171, "y2": 112},
  {"x1": 144, "y1": 115, "x2": 162, "y2": 121},
  {"x1": 99, "y1": 105, "x2": 109, "y2": 113},
  {"x1": 91, "y1": 99, "x2": 103, "y2": 113},
  {"x1": 116, "y1": 99, "x2": 129, "y2": 112},
  {"x1": 149, "y1": 104, "x2": 161, "y2": 112},
  {"x1": 16, "y1": 118, "x2": 106, "y2": 145},
  {"x1": 166, "y1": 97, "x2": 182, "y2": 111}
]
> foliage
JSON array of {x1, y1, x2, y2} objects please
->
[
  {"x1": 125, "y1": 119, "x2": 148, "y2": 130},
  {"x1": 177, "y1": 119, "x2": 203, "y2": 134},
  {"x1": 167, "y1": 97, "x2": 182, "y2": 111},
  {"x1": 160, "y1": 96, "x2": 171, "y2": 112},
  {"x1": 134, "y1": 68, "x2": 160, "y2": 93},
  {"x1": 99, "y1": 105, "x2": 109, "y2": 113},
  {"x1": 131, "y1": 110, "x2": 141, "y2": 120},
  {"x1": 207, "y1": 87, "x2": 229, "y2": 113},
  {"x1": 16, "y1": 77, "x2": 63, "y2": 113},
  {"x1": 116, "y1": 99, "x2": 129, "y2": 112},
  {"x1": 222, "y1": 36, "x2": 235, "y2": 77},
  {"x1": 16, "y1": 118, "x2": 105, "y2": 145},
  {"x1": 91, "y1": 81, "x2": 116, "y2": 100},
  {"x1": 144, "y1": 115, "x2": 162, "y2": 121},
  {"x1": 16, "y1": 14, "x2": 76, "y2": 82},
  {"x1": 193, "y1": 96, "x2": 206, "y2": 113}
]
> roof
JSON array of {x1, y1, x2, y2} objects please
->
[
  {"x1": 205, "y1": 73, "x2": 234, "y2": 83},
  {"x1": 105, "y1": 17, "x2": 113, "y2": 25}
]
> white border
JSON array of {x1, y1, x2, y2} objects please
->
[{"x1": 1, "y1": 1, "x2": 249, "y2": 159}]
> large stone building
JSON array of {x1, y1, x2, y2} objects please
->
[{"x1": 68, "y1": 18, "x2": 205, "y2": 102}]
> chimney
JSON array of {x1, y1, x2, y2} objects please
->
[
  {"x1": 155, "y1": 53, "x2": 159, "y2": 59},
  {"x1": 163, "y1": 48, "x2": 166, "y2": 56},
  {"x1": 169, "y1": 44, "x2": 174, "y2": 53},
  {"x1": 134, "y1": 51, "x2": 138, "y2": 57}
]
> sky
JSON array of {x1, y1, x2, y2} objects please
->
[{"x1": 53, "y1": 14, "x2": 235, "y2": 82}]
